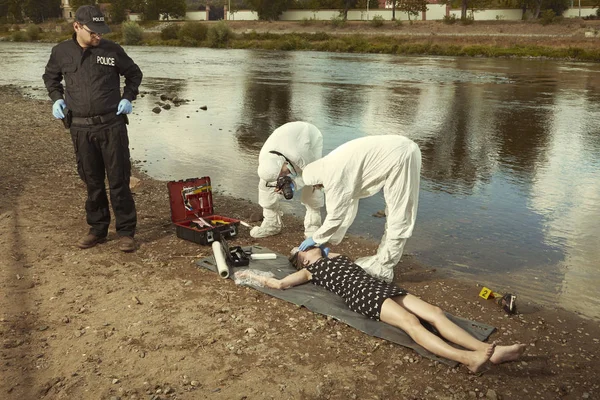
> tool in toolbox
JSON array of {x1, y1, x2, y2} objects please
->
[
  {"x1": 182, "y1": 182, "x2": 211, "y2": 211},
  {"x1": 167, "y1": 176, "x2": 241, "y2": 245}
]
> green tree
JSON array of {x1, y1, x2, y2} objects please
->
[
  {"x1": 129, "y1": 0, "x2": 146, "y2": 13},
  {"x1": 439, "y1": 0, "x2": 494, "y2": 20},
  {"x1": 0, "y1": 0, "x2": 24, "y2": 22},
  {"x1": 70, "y1": 0, "x2": 98, "y2": 11},
  {"x1": 356, "y1": 0, "x2": 379, "y2": 11},
  {"x1": 523, "y1": 0, "x2": 568, "y2": 19},
  {"x1": 543, "y1": 0, "x2": 569, "y2": 16},
  {"x1": 398, "y1": 0, "x2": 427, "y2": 20},
  {"x1": 22, "y1": 0, "x2": 61, "y2": 23},
  {"x1": 340, "y1": 0, "x2": 357, "y2": 20},
  {"x1": 163, "y1": 0, "x2": 187, "y2": 19},
  {"x1": 144, "y1": 0, "x2": 186, "y2": 20},
  {"x1": 246, "y1": 0, "x2": 293, "y2": 20},
  {"x1": 389, "y1": 0, "x2": 398, "y2": 20},
  {"x1": 143, "y1": 0, "x2": 159, "y2": 20},
  {"x1": 110, "y1": 0, "x2": 130, "y2": 23}
]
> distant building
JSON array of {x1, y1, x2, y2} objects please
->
[{"x1": 60, "y1": 0, "x2": 73, "y2": 20}]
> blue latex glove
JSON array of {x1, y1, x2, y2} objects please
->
[
  {"x1": 320, "y1": 246, "x2": 330, "y2": 257},
  {"x1": 52, "y1": 99, "x2": 66, "y2": 119},
  {"x1": 299, "y1": 237, "x2": 316, "y2": 251},
  {"x1": 116, "y1": 99, "x2": 132, "y2": 115}
]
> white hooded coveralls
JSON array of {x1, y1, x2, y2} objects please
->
[
  {"x1": 252, "y1": 121, "x2": 324, "y2": 238},
  {"x1": 302, "y1": 135, "x2": 421, "y2": 282}
]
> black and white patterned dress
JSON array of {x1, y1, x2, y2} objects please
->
[{"x1": 306, "y1": 255, "x2": 408, "y2": 320}]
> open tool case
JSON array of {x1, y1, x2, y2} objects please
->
[{"x1": 167, "y1": 177, "x2": 240, "y2": 245}]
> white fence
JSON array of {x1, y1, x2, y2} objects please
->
[
  {"x1": 129, "y1": 6, "x2": 598, "y2": 22},
  {"x1": 227, "y1": 6, "x2": 598, "y2": 21},
  {"x1": 186, "y1": 11, "x2": 207, "y2": 21}
]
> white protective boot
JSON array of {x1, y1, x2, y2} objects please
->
[
  {"x1": 250, "y1": 209, "x2": 283, "y2": 238},
  {"x1": 355, "y1": 236, "x2": 407, "y2": 283},
  {"x1": 355, "y1": 255, "x2": 395, "y2": 283}
]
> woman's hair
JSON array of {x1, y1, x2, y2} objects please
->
[
  {"x1": 288, "y1": 249, "x2": 302, "y2": 270},
  {"x1": 288, "y1": 246, "x2": 319, "y2": 270}
]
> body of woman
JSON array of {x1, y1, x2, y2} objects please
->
[{"x1": 237, "y1": 247, "x2": 526, "y2": 373}]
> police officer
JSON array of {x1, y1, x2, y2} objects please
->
[{"x1": 42, "y1": 5, "x2": 143, "y2": 252}]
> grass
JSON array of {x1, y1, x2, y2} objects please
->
[{"x1": 2, "y1": 21, "x2": 600, "y2": 62}]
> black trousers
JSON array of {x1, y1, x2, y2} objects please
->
[{"x1": 70, "y1": 118, "x2": 136, "y2": 237}]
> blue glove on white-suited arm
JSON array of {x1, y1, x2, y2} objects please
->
[
  {"x1": 298, "y1": 237, "x2": 317, "y2": 251},
  {"x1": 52, "y1": 99, "x2": 66, "y2": 119},
  {"x1": 116, "y1": 99, "x2": 132, "y2": 115}
]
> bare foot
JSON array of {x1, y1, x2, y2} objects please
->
[
  {"x1": 466, "y1": 342, "x2": 496, "y2": 373},
  {"x1": 490, "y1": 343, "x2": 527, "y2": 364}
]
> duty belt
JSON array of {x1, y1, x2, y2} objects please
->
[{"x1": 71, "y1": 112, "x2": 120, "y2": 126}]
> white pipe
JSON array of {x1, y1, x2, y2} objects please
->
[
  {"x1": 250, "y1": 253, "x2": 277, "y2": 260},
  {"x1": 212, "y1": 241, "x2": 231, "y2": 278}
]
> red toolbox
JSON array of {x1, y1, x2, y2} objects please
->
[{"x1": 167, "y1": 177, "x2": 240, "y2": 245}]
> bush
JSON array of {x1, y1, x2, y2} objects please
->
[
  {"x1": 307, "y1": 32, "x2": 329, "y2": 41},
  {"x1": 300, "y1": 17, "x2": 317, "y2": 26},
  {"x1": 207, "y1": 21, "x2": 233, "y2": 48},
  {"x1": 394, "y1": 19, "x2": 402, "y2": 27},
  {"x1": 11, "y1": 31, "x2": 28, "y2": 42},
  {"x1": 160, "y1": 23, "x2": 180, "y2": 40},
  {"x1": 540, "y1": 9, "x2": 556, "y2": 25},
  {"x1": 442, "y1": 15, "x2": 457, "y2": 25},
  {"x1": 25, "y1": 25, "x2": 41, "y2": 40},
  {"x1": 122, "y1": 21, "x2": 143, "y2": 45},
  {"x1": 597, "y1": 7, "x2": 600, "y2": 17},
  {"x1": 370, "y1": 15, "x2": 384, "y2": 28},
  {"x1": 60, "y1": 22, "x2": 73, "y2": 33},
  {"x1": 330, "y1": 15, "x2": 346, "y2": 28},
  {"x1": 178, "y1": 22, "x2": 207, "y2": 44},
  {"x1": 461, "y1": 13, "x2": 474, "y2": 25},
  {"x1": 0, "y1": 24, "x2": 9, "y2": 33}
]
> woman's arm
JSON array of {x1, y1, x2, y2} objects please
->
[
  {"x1": 262, "y1": 269, "x2": 312, "y2": 289},
  {"x1": 237, "y1": 269, "x2": 312, "y2": 290}
]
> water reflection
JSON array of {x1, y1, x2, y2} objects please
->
[
  {"x1": 2, "y1": 43, "x2": 600, "y2": 320},
  {"x1": 236, "y1": 51, "x2": 295, "y2": 153},
  {"x1": 419, "y1": 84, "x2": 495, "y2": 193}
]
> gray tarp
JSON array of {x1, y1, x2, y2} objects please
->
[{"x1": 197, "y1": 246, "x2": 495, "y2": 367}]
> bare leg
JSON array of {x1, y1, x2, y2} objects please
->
[
  {"x1": 394, "y1": 294, "x2": 526, "y2": 364},
  {"x1": 395, "y1": 295, "x2": 491, "y2": 351},
  {"x1": 380, "y1": 298, "x2": 495, "y2": 373}
]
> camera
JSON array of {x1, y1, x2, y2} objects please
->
[{"x1": 276, "y1": 176, "x2": 295, "y2": 200}]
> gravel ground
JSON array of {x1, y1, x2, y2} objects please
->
[{"x1": 1, "y1": 85, "x2": 599, "y2": 399}]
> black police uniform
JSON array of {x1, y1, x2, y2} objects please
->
[{"x1": 43, "y1": 34, "x2": 143, "y2": 239}]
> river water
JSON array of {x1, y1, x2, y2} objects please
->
[{"x1": 2, "y1": 42, "x2": 599, "y2": 320}]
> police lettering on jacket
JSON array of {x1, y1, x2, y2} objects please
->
[{"x1": 97, "y1": 56, "x2": 115, "y2": 66}]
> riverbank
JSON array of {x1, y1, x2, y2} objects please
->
[
  {"x1": 1, "y1": 85, "x2": 599, "y2": 399},
  {"x1": 2, "y1": 19, "x2": 600, "y2": 61}
]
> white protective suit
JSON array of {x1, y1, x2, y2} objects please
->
[
  {"x1": 302, "y1": 135, "x2": 421, "y2": 282},
  {"x1": 251, "y1": 121, "x2": 324, "y2": 238}
]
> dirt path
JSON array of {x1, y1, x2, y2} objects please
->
[{"x1": 1, "y1": 85, "x2": 599, "y2": 399}]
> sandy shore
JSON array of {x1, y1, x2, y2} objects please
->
[{"x1": 1, "y1": 85, "x2": 599, "y2": 399}]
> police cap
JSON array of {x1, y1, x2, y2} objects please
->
[{"x1": 75, "y1": 5, "x2": 111, "y2": 34}]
